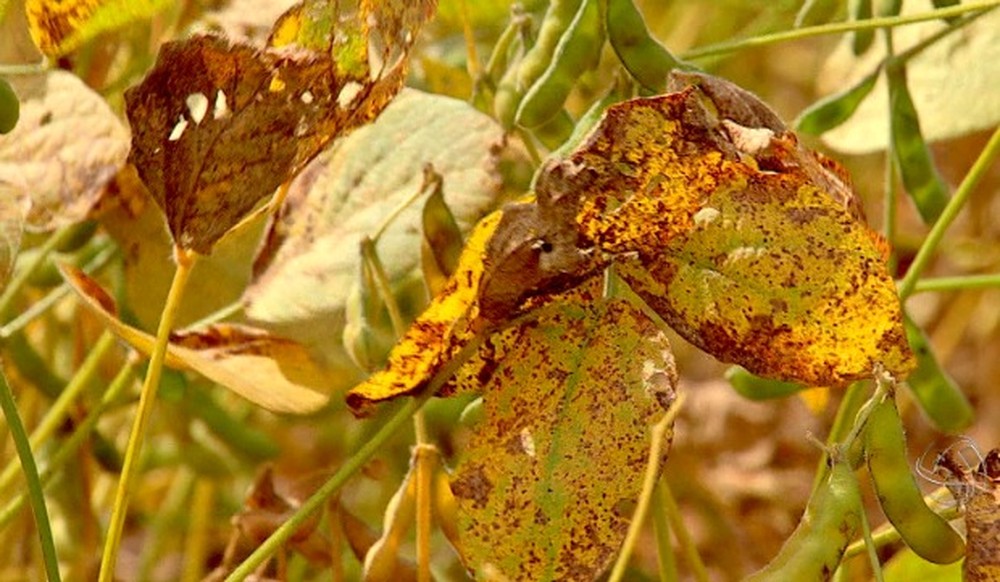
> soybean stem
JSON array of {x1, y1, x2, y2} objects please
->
[
  {"x1": 681, "y1": 1, "x2": 1000, "y2": 61},
  {"x1": 99, "y1": 246, "x2": 197, "y2": 582},
  {"x1": 0, "y1": 364, "x2": 61, "y2": 582},
  {"x1": 608, "y1": 393, "x2": 685, "y2": 582},
  {"x1": 898, "y1": 125, "x2": 1000, "y2": 299}
]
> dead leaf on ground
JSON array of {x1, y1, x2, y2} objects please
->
[
  {"x1": 61, "y1": 264, "x2": 332, "y2": 413},
  {"x1": 0, "y1": 70, "x2": 129, "y2": 232}
]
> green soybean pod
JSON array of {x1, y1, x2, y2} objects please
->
[
  {"x1": 606, "y1": 0, "x2": 683, "y2": 92},
  {"x1": 902, "y1": 315, "x2": 973, "y2": 433},
  {"x1": 0, "y1": 77, "x2": 18, "y2": 134},
  {"x1": 725, "y1": 366, "x2": 803, "y2": 401},
  {"x1": 746, "y1": 453, "x2": 863, "y2": 581},
  {"x1": 849, "y1": 0, "x2": 875, "y2": 55},
  {"x1": 887, "y1": 60, "x2": 949, "y2": 223},
  {"x1": 516, "y1": 0, "x2": 583, "y2": 93},
  {"x1": 794, "y1": 66, "x2": 880, "y2": 136},
  {"x1": 865, "y1": 395, "x2": 966, "y2": 564},
  {"x1": 515, "y1": 0, "x2": 604, "y2": 129}
]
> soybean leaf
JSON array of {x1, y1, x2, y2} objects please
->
[
  {"x1": 887, "y1": 60, "x2": 950, "y2": 223},
  {"x1": 245, "y1": 90, "x2": 504, "y2": 367},
  {"x1": 541, "y1": 76, "x2": 914, "y2": 386},
  {"x1": 125, "y1": 0, "x2": 435, "y2": 254},
  {"x1": 795, "y1": 65, "x2": 880, "y2": 135},
  {"x1": 0, "y1": 71, "x2": 129, "y2": 232},
  {"x1": 818, "y1": 6, "x2": 1000, "y2": 153},
  {"x1": 347, "y1": 196, "x2": 601, "y2": 413},
  {"x1": 902, "y1": 314, "x2": 973, "y2": 433},
  {"x1": 24, "y1": 0, "x2": 171, "y2": 57},
  {"x1": 450, "y1": 292, "x2": 677, "y2": 581},
  {"x1": 62, "y1": 265, "x2": 333, "y2": 413}
]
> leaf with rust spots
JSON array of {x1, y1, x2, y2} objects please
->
[
  {"x1": 449, "y1": 296, "x2": 677, "y2": 581},
  {"x1": 61, "y1": 264, "x2": 332, "y2": 413},
  {"x1": 25, "y1": 0, "x2": 171, "y2": 57},
  {"x1": 346, "y1": 199, "x2": 603, "y2": 415},
  {"x1": 125, "y1": 1, "x2": 434, "y2": 253},
  {"x1": 548, "y1": 74, "x2": 912, "y2": 386}
]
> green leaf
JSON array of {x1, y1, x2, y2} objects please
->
[{"x1": 450, "y1": 294, "x2": 677, "y2": 581}]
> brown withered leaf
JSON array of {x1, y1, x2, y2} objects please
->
[
  {"x1": 61, "y1": 264, "x2": 331, "y2": 413},
  {"x1": 125, "y1": 0, "x2": 435, "y2": 254},
  {"x1": 0, "y1": 70, "x2": 129, "y2": 231}
]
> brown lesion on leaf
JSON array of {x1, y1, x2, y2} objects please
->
[{"x1": 449, "y1": 463, "x2": 492, "y2": 510}]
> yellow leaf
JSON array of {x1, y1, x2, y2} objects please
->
[
  {"x1": 540, "y1": 74, "x2": 914, "y2": 386},
  {"x1": 25, "y1": 0, "x2": 171, "y2": 57},
  {"x1": 60, "y1": 265, "x2": 331, "y2": 413}
]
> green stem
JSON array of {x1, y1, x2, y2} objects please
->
[
  {"x1": 0, "y1": 244, "x2": 118, "y2": 340},
  {"x1": 98, "y1": 247, "x2": 197, "y2": 582},
  {"x1": 660, "y1": 475, "x2": 708, "y2": 582},
  {"x1": 907, "y1": 273, "x2": 1000, "y2": 294},
  {"x1": 0, "y1": 225, "x2": 77, "y2": 321},
  {"x1": 681, "y1": 1, "x2": 1000, "y2": 61},
  {"x1": 898, "y1": 125, "x2": 1000, "y2": 299},
  {"x1": 0, "y1": 367, "x2": 62, "y2": 582},
  {"x1": 859, "y1": 491, "x2": 884, "y2": 582},
  {"x1": 651, "y1": 479, "x2": 679, "y2": 582},
  {"x1": 0, "y1": 331, "x2": 116, "y2": 496},
  {"x1": 608, "y1": 394, "x2": 686, "y2": 582},
  {"x1": 0, "y1": 360, "x2": 137, "y2": 529},
  {"x1": 224, "y1": 394, "x2": 427, "y2": 581}
]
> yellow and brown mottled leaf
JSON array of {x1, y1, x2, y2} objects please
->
[
  {"x1": 346, "y1": 199, "x2": 602, "y2": 414},
  {"x1": 541, "y1": 76, "x2": 912, "y2": 386},
  {"x1": 61, "y1": 264, "x2": 331, "y2": 413},
  {"x1": 450, "y1": 295, "x2": 677, "y2": 581},
  {"x1": 125, "y1": 0, "x2": 434, "y2": 253},
  {"x1": 25, "y1": 0, "x2": 170, "y2": 57}
]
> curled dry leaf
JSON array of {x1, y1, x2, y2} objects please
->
[
  {"x1": 244, "y1": 90, "x2": 504, "y2": 353},
  {"x1": 61, "y1": 264, "x2": 331, "y2": 413},
  {"x1": 0, "y1": 70, "x2": 129, "y2": 231},
  {"x1": 125, "y1": 0, "x2": 435, "y2": 254},
  {"x1": 450, "y1": 293, "x2": 677, "y2": 581},
  {"x1": 346, "y1": 202, "x2": 602, "y2": 414}
]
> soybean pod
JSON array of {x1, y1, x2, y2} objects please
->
[
  {"x1": 606, "y1": 0, "x2": 684, "y2": 92},
  {"x1": 515, "y1": 0, "x2": 604, "y2": 129},
  {"x1": 865, "y1": 394, "x2": 965, "y2": 564},
  {"x1": 746, "y1": 451, "x2": 862, "y2": 581},
  {"x1": 495, "y1": 0, "x2": 581, "y2": 129}
]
